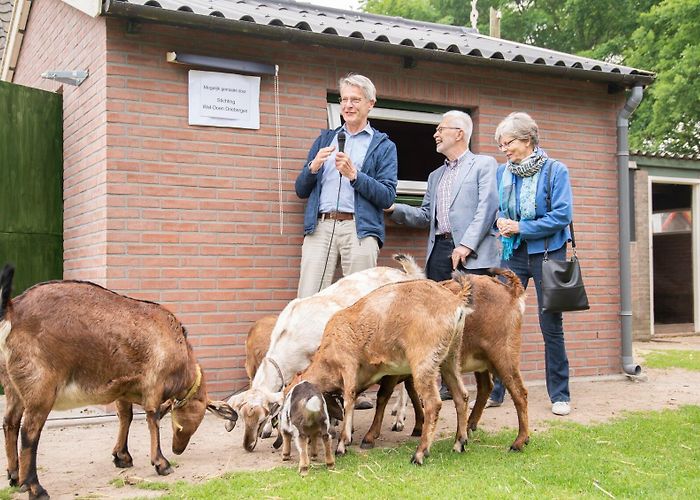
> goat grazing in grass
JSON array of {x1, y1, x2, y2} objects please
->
[{"x1": 0, "y1": 265, "x2": 237, "y2": 499}]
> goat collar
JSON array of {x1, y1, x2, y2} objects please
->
[
  {"x1": 266, "y1": 357, "x2": 285, "y2": 391},
  {"x1": 174, "y1": 364, "x2": 202, "y2": 409}
]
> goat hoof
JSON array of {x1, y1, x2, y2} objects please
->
[
  {"x1": 508, "y1": 444, "x2": 524, "y2": 452},
  {"x1": 28, "y1": 485, "x2": 49, "y2": 500},
  {"x1": 113, "y1": 454, "x2": 134, "y2": 469},
  {"x1": 7, "y1": 471, "x2": 18, "y2": 487},
  {"x1": 19, "y1": 483, "x2": 29, "y2": 493},
  {"x1": 282, "y1": 454, "x2": 291, "y2": 462},
  {"x1": 410, "y1": 453, "x2": 424, "y2": 466},
  {"x1": 272, "y1": 436, "x2": 283, "y2": 449},
  {"x1": 299, "y1": 467, "x2": 309, "y2": 477},
  {"x1": 360, "y1": 440, "x2": 375, "y2": 450},
  {"x1": 326, "y1": 461, "x2": 335, "y2": 469},
  {"x1": 410, "y1": 428, "x2": 421, "y2": 437},
  {"x1": 335, "y1": 446, "x2": 347, "y2": 456},
  {"x1": 391, "y1": 422, "x2": 404, "y2": 432},
  {"x1": 155, "y1": 463, "x2": 173, "y2": 476},
  {"x1": 261, "y1": 430, "x2": 272, "y2": 439},
  {"x1": 452, "y1": 440, "x2": 466, "y2": 453}
]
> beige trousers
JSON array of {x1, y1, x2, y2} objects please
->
[{"x1": 296, "y1": 219, "x2": 379, "y2": 298}]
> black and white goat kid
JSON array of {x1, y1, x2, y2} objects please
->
[{"x1": 275, "y1": 381, "x2": 336, "y2": 476}]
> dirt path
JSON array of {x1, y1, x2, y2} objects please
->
[{"x1": 2, "y1": 337, "x2": 699, "y2": 499}]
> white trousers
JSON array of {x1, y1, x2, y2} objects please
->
[{"x1": 296, "y1": 219, "x2": 379, "y2": 298}]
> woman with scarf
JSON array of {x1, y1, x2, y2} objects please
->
[{"x1": 489, "y1": 112, "x2": 573, "y2": 416}]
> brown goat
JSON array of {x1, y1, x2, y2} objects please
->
[
  {"x1": 296, "y1": 277, "x2": 473, "y2": 465},
  {"x1": 360, "y1": 268, "x2": 530, "y2": 452},
  {"x1": 245, "y1": 315, "x2": 278, "y2": 381},
  {"x1": 0, "y1": 265, "x2": 237, "y2": 499}
]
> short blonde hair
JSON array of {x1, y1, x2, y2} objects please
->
[
  {"x1": 495, "y1": 112, "x2": 540, "y2": 146},
  {"x1": 338, "y1": 73, "x2": 376, "y2": 102}
]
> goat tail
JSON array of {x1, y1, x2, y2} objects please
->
[
  {"x1": 392, "y1": 253, "x2": 425, "y2": 279},
  {"x1": 452, "y1": 273, "x2": 473, "y2": 309},
  {"x1": 0, "y1": 264, "x2": 14, "y2": 321},
  {"x1": 488, "y1": 267, "x2": 525, "y2": 300}
]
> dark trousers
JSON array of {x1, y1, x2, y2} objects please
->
[
  {"x1": 426, "y1": 237, "x2": 491, "y2": 281},
  {"x1": 490, "y1": 242, "x2": 571, "y2": 403}
]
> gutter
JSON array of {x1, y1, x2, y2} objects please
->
[
  {"x1": 617, "y1": 85, "x2": 644, "y2": 376},
  {"x1": 101, "y1": 1, "x2": 655, "y2": 87}
]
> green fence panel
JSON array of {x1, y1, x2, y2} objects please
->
[{"x1": 0, "y1": 80, "x2": 63, "y2": 295}]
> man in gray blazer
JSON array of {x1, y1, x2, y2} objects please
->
[{"x1": 386, "y1": 110, "x2": 500, "y2": 398}]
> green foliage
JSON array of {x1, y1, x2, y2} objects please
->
[
  {"x1": 0, "y1": 487, "x2": 17, "y2": 500},
  {"x1": 154, "y1": 407, "x2": 700, "y2": 499},
  {"x1": 644, "y1": 349, "x2": 700, "y2": 371},
  {"x1": 624, "y1": 0, "x2": 700, "y2": 154},
  {"x1": 360, "y1": 0, "x2": 699, "y2": 155}
]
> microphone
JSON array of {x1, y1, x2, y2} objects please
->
[{"x1": 336, "y1": 131, "x2": 346, "y2": 177}]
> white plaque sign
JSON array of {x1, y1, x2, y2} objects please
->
[{"x1": 188, "y1": 70, "x2": 260, "y2": 128}]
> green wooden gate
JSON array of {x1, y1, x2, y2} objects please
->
[{"x1": 0, "y1": 80, "x2": 63, "y2": 295}]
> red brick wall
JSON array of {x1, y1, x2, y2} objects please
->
[{"x1": 15, "y1": 5, "x2": 627, "y2": 396}]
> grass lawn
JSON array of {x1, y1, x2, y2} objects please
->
[
  {"x1": 127, "y1": 405, "x2": 698, "y2": 500},
  {"x1": 643, "y1": 349, "x2": 700, "y2": 371}
]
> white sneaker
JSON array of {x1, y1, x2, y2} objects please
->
[
  {"x1": 468, "y1": 398, "x2": 502, "y2": 410},
  {"x1": 552, "y1": 401, "x2": 571, "y2": 416}
]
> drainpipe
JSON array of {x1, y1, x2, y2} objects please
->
[{"x1": 617, "y1": 85, "x2": 644, "y2": 376}]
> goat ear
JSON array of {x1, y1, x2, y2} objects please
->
[
  {"x1": 207, "y1": 400, "x2": 239, "y2": 423},
  {"x1": 226, "y1": 390, "x2": 247, "y2": 411},
  {"x1": 324, "y1": 393, "x2": 345, "y2": 421}
]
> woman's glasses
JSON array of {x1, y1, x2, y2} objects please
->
[{"x1": 498, "y1": 138, "x2": 520, "y2": 150}]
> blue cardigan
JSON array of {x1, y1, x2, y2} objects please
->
[
  {"x1": 496, "y1": 158, "x2": 572, "y2": 254},
  {"x1": 295, "y1": 126, "x2": 398, "y2": 248}
]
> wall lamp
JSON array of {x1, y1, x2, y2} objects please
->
[
  {"x1": 40, "y1": 70, "x2": 89, "y2": 86},
  {"x1": 166, "y1": 52, "x2": 276, "y2": 76}
]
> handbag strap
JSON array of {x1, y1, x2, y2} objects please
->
[{"x1": 544, "y1": 160, "x2": 576, "y2": 259}]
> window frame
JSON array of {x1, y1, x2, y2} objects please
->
[{"x1": 326, "y1": 103, "x2": 444, "y2": 196}]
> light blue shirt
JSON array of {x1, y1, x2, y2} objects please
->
[{"x1": 318, "y1": 123, "x2": 374, "y2": 213}]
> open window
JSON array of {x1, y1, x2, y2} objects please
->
[{"x1": 327, "y1": 100, "x2": 468, "y2": 200}]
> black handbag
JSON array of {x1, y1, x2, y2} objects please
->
[{"x1": 540, "y1": 162, "x2": 590, "y2": 313}]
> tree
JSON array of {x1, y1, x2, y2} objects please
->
[
  {"x1": 624, "y1": 0, "x2": 700, "y2": 154},
  {"x1": 361, "y1": 0, "x2": 699, "y2": 154}
]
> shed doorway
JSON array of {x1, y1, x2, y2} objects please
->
[{"x1": 650, "y1": 181, "x2": 698, "y2": 335}]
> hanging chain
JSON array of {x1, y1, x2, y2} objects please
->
[
  {"x1": 470, "y1": 0, "x2": 479, "y2": 30},
  {"x1": 274, "y1": 65, "x2": 283, "y2": 235}
]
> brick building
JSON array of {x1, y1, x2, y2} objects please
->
[{"x1": 1, "y1": 0, "x2": 655, "y2": 397}]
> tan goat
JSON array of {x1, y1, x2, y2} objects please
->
[
  {"x1": 295, "y1": 277, "x2": 474, "y2": 465},
  {"x1": 0, "y1": 265, "x2": 237, "y2": 499},
  {"x1": 359, "y1": 268, "x2": 530, "y2": 452}
]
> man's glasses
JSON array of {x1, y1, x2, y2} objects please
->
[
  {"x1": 339, "y1": 97, "x2": 364, "y2": 105},
  {"x1": 435, "y1": 126, "x2": 461, "y2": 134},
  {"x1": 498, "y1": 138, "x2": 520, "y2": 150}
]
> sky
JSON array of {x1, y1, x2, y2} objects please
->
[{"x1": 301, "y1": 0, "x2": 362, "y2": 12}]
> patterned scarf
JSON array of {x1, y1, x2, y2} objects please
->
[{"x1": 499, "y1": 147, "x2": 548, "y2": 260}]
